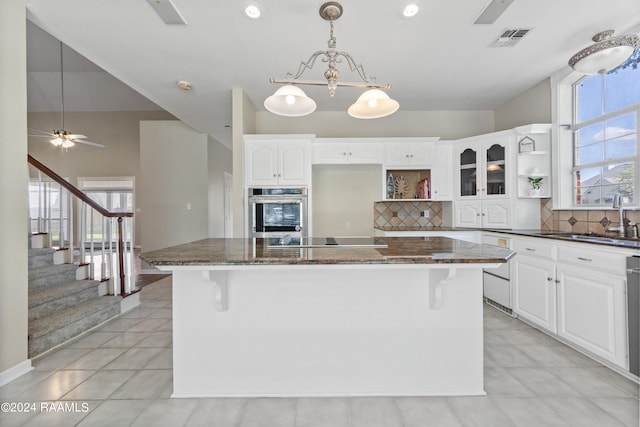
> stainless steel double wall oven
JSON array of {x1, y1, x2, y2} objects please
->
[{"x1": 247, "y1": 188, "x2": 308, "y2": 238}]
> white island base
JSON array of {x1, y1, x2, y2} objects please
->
[{"x1": 170, "y1": 265, "x2": 486, "y2": 397}]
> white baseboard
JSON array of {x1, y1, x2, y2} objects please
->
[
  {"x1": 0, "y1": 359, "x2": 33, "y2": 387},
  {"x1": 121, "y1": 293, "x2": 141, "y2": 313}
]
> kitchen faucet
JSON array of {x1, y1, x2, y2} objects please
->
[{"x1": 605, "y1": 192, "x2": 626, "y2": 237}]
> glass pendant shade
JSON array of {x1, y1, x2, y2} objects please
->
[
  {"x1": 569, "y1": 30, "x2": 640, "y2": 75},
  {"x1": 347, "y1": 89, "x2": 399, "y2": 119},
  {"x1": 264, "y1": 85, "x2": 317, "y2": 117},
  {"x1": 572, "y1": 45, "x2": 635, "y2": 74}
]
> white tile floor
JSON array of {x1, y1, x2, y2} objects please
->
[{"x1": 1, "y1": 276, "x2": 638, "y2": 426}]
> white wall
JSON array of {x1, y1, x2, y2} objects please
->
[
  {"x1": 256, "y1": 110, "x2": 495, "y2": 140},
  {"x1": 232, "y1": 88, "x2": 256, "y2": 237},
  {"x1": 0, "y1": 0, "x2": 30, "y2": 379},
  {"x1": 139, "y1": 121, "x2": 209, "y2": 252},
  {"x1": 207, "y1": 135, "x2": 233, "y2": 237},
  {"x1": 494, "y1": 79, "x2": 552, "y2": 131},
  {"x1": 28, "y1": 110, "x2": 176, "y2": 244},
  {"x1": 312, "y1": 165, "x2": 382, "y2": 236}
]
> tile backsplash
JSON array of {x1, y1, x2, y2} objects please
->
[
  {"x1": 374, "y1": 198, "x2": 640, "y2": 233},
  {"x1": 374, "y1": 201, "x2": 443, "y2": 228},
  {"x1": 540, "y1": 198, "x2": 640, "y2": 235}
]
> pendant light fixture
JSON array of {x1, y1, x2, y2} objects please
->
[
  {"x1": 265, "y1": 2, "x2": 398, "y2": 119},
  {"x1": 568, "y1": 30, "x2": 640, "y2": 75}
]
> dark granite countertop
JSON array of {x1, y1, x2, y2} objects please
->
[
  {"x1": 375, "y1": 226, "x2": 640, "y2": 249},
  {"x1": 140, "y1": 237, "x2": 515, "y2": 267}
]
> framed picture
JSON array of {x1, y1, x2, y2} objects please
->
[{"x1": 518, "y1": 136, "x2": 535, "y2": 153}]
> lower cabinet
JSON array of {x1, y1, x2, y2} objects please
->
[
  {"x1": 513, "y1": 256, "x2": 557, "y2": 333},
  {"x1": 512, "y1": 236, "x2": 629, "y2": 370},
  {"x1": 556, "y1": 265, "x2": 627, "y2": 368}
]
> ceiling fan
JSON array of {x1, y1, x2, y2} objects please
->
[{"x1": 29, "y1": 41, "x2": 105, "y2": 149}]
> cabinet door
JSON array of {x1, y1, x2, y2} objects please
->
[
  {"x1": 312, "y1": 143, "x2": 349, "y2": 164},
  {"x1": 482, "y1": 199, "x2": 511, "y2": 228},
  {"x1": 556, "y1": 265, "x2": 627, "y2": 369},
  {"x1": 454, "y1": 200, "x2": 482, "y2": 227},
  {"x1": 482, "y1": 141, "x2": 508, "y2": 197},
  {"x1": 349, "y1": 143, "x2": 383, "y2": 164},
  {"x1": 279, "y1": 141, "x2": 309, "y2": 185},
  {"x1": 431, "y1": 145, "x2": 452, "y2": 200},
  {"x1": 246, "y1": 142, "x2": 278, "y2": 186},
  {"x1": 458, "y1": 146, "x2": 479, "y2": 198},
  {"x1": 407, "y1": 142, "x2": 434, "y2": 166},
  {"x1": 512, "y1": 256, "x2": 557, "y2": 333},
  {"x1": 385, "y1": 143, "x2": 410, "y2": 166}
]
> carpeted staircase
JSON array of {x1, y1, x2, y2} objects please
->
[{"x1": 28, "y1": 236, "x2": 121, "y2": 358}]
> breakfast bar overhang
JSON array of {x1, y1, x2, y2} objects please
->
[{"x1": 140, "y1": 237, "x2": 514, "y2": 397}]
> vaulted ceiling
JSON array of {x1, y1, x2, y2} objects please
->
[{"x1": 25, "y1": 0, "x2": 640, "y2": 148}]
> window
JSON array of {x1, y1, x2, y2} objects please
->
[
  {"x1": 78, "y1": 177, "x2": 135, "y2": 243},
  {"x1": 571, "y1": 52, "x2": 640, "y2": 206}
]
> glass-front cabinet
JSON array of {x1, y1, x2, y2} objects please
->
[{"x1": 456, "y1": 138, "x2": 509, "y2": 199}]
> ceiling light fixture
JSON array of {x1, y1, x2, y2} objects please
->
[
  {"x1": 265, "y1": 1, "x2": 398, "y2": 119},
  {"x1": 244, "y1": 4, "x2": 261, "y2": 19},
  {"x1": 402, "y1": 4, "x2": 420, "y2": 18},
  {"x1": 568, "y1": 30, "x2": 640, "y2": 75}
]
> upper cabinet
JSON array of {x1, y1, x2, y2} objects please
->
[
  {"x1": 312, "y1": 139, "x2": 383, "y2": 164},
  {"x1": 430, "y1": 143, "x2": 453, "y2": 201},
  {"x1": 244, "y1": 135, "x2": 313, "y2": 186},
  {"x1": 384, "y1": 140, "x2": 436, "y2": 167},
  {"x1": 455, "y1": 136, "x2": 510, "y2": 199}
]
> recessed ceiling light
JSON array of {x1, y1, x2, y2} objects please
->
[
  {"x1": 245, "y1": 4, "x2": 261, "y2": 19},
  {"x1": 403, "y1": 4, "x2": 419, "y2": 17}
]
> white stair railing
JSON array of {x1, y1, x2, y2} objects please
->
[{"x1": 28, "y1": 155, "x2": 136, "y2": 296}]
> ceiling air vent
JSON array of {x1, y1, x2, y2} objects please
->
[{"x1": 490, "y1": 28, "x2": 532, "y2": 47}]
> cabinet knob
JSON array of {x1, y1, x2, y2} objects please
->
[
  {"x1": 476, "y1": 213, "x2": 481, "y2": 216},
  {"x1": 482, "y1": 213, "x2": 486, "y2": 216},
  {"x1": 343, "y1": 152, "x2": 347, "y2": 156},
  {"x1": 410, "y1": 154, "x2": 414, "y2": 158},
  {"x1": 546, "y1": 277, "x2": 553, "y2": 282},
  {"x1": 554, "y1": 279, "x2": 561, "y2": 284},
  {"x1": 349, "y1": 152, "x2": 352, "y2": 155},
  {"x1": 278, "y1": 173, "x2": 282, "y2": 177},
  {"x1": 273, "y1": 173, "x2": 277, "y2": 177}
]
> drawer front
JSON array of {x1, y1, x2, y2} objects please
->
[
  {"x1": 513, "y1": 238, "x2": 556, "y2": 260},
  {"x1": 557, "y1": 245, "x2": 626, "y2": 275}
]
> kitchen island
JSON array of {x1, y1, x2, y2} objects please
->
[{"x1": 140, "y1": 236, "x2": 513, "y2": 397}]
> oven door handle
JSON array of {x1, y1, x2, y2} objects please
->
[{"x1": 249, "y1": 196, "x2": 306, "y2": 204}]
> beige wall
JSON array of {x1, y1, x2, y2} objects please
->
[
  {"x1": 312, "y1": 165, "x2": 383, "y2": 236},
  {"x1": 232, "y1": 88, "x2": 257, "y2": 237},
  {"x1": 139, "y1": 121, "x2": 209, "y2": 252},
  {"x1": 0, "y1": 0, "x2": 30, "y2": 378},
  {"x1": 207, "y1": 135, "x2": 233, "y2": 237},
  {"x1": 494, "y1": 79, "x2": 552, "y2": 131},
  {"x1": 28, "y1": 110, "x2": 175, "y2": 246},
  {"x1": 256, "y1": 110, "x2": 495, "y2": 140}
]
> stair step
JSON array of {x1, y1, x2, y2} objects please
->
[
  {"x1": 28, "y1": 296, "x2": 121, "y2": 358},
  {"x1": 28, "y1": 248, "x2": 55, "y2": 269},
  {"x1": 28, "y1": 264, "x2": 78, "y2": 290},
  {"x1": 29, "y1": 280, "x2": 100, "y2": 321}
]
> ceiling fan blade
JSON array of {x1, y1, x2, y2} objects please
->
[
  {"x1": 66, "y1": 134, "x2": 87, "y2": 139},
  {"x1": 75, "y1": 140, "x2": 106, "y2": 148},
  {"x1": 28, "y1": 135, "x2": 54, "y2": 138},
  {"x1": 28, "y1": 128, "x2": 54, "y2": 136}
]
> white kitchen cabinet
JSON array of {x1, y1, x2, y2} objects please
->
[
  {"x1": 556, "y1": 264, "x2": 627, "y2": 368},
  {"x1": 385, "y1": 141, "x2": 435, "y2": 167},
  {"x1": 312, "y1": 141, "x2": 383, "y2": 164},
  {"x1": 511, "y1": 235, "x2": 630, "y2": 370},
  {"x1": 244, "y1": 135, "x2": 312, "y2": 186},
  {"x1": 513, "y1": 255, "x2": 557, "y2": 333},
  {"x1": 430, "y1": 144, "x2": 453, "y2": 200},
  {"x1": 456, "y1": 136, "x2": 510, "y2": 199},
  {"x1": 454, "y1": 199, "x2": 511, "y2": 228}
]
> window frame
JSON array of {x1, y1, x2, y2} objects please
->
[{"x1": 551, "y1": 64, "x2": 640, "y2": 210}]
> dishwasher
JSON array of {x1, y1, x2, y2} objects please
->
[
  {"x1": 482, "y1": 234, "x2": 513, "y2": 314},
  {"x1": 628, "y1": 256, "x2": 640, "y2": 377}
]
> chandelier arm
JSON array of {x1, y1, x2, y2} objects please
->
[
  {"x1": 269, "y1": 78, "x2": 390, "y2": 89},
  {"x1": 334, "y1": 51, "x2": 377, "y2": 85},
  {"x1": 285, "y1": 51, "x2": 331, "y2": 80}
]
